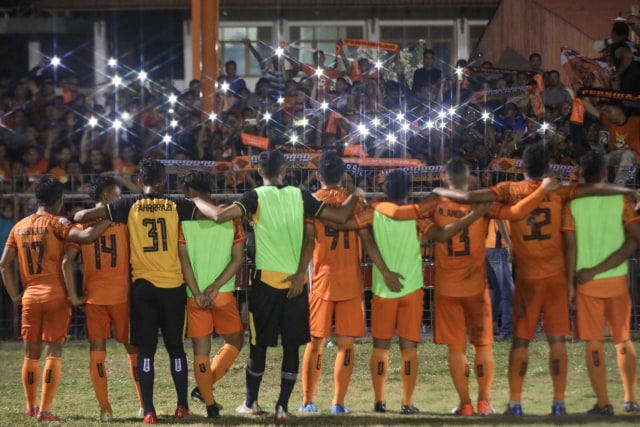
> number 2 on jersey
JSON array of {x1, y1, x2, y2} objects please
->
[{"x1": 524, "y1": 208, "x2": 551, "y2": 241}]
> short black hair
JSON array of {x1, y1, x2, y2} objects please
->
[
  {"x1": 88, "y1": 176, "x2": 119, "y2": 202},
  {"x1": 258, "y1": 149, "x2": 285, "y2": 179},
  {"x1": 579, "y1": 150, "x2": 605, "y2": 184},
  {"x1": 139, "y1": 158, "x2": 166, "y2": 186},
  {"x1": 612, "y1": 21, "x2": 630, "y2": 38},
  {"x1": 522, "y1": 143, "x2": 549, "y2": 178},
  {"x1": 529, "y1": 52, "x2": 541, "y2": 61},
  {"x1": 180, "y1": 170, "x2": 212, "y2": 194},
  {"x1": 445, "y1": 157, "x2": 470, "y2": 187},
  {"x1": 385, "y1": 169, "x2": 411, "y2": 201},
  {"x1": 318, "y1": 151, "x2": 345, "y2": 185},
  {"x1": 424, "y1": 49, "x2": 435, "y2": 57},
  {"x1": 35, "y1": 175, "x2": 65, "y2": 206}
]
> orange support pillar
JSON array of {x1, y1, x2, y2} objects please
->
[{"x1": 200, "y1": 0, "x2": 219, "y2": 117}]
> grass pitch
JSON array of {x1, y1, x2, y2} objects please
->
[{"x1": 1, "y1": 335, "x2": 639, "y2": 426}]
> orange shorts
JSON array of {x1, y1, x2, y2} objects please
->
[
  {"x1": 576, "y1": 288, "x2": 631, "y2": 343},
  {"x1": 308, "y1": 292, "x2": 365, "y2": 338},
  {"x1": 85, "y1": 302, "x2": 130, "y2": 343},
  {"x1": 187, "y1": 292, "x2": 243, "y2": 338},
  {"x1": 371, "y1": 289, "x2": 423, "y2": 342},
  {"x1": 21, "y1": 297, "x2": 71, "y2": 343},
  {"x1": 513, "y1": 272, "x2": 570, "y2": 340},
  {"x1": 434, "y1": 288, "x2": 493, "y2": 347}
]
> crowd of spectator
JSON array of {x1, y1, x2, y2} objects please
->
[{"x1": 1, "y1": 20, "x2": 639, "y2": 201}]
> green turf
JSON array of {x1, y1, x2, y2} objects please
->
[{"x1": 1, "y1": 335, "x2": 639, "y2": 426}]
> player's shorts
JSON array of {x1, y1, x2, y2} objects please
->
[
  {"x1": 576, "y1": 285, "x2": 631, "y2": 343},
  {"x1": 308, "y1": 292, "x2": 365, "y2": 338},
  {"x1": 434, "y1": 288, "x2": 493, "y2": 346},
  {"x1": 248, "y1": 272, "x2": 310, "y2": 348},
  {"x1": 371, "y1": 288, "x2": 423, "y2": 343},
  {"x1": 85, "y1": 302, "x2": 130, "y2": 343},
  {"x1": 130, "y1": 279, "x2": 187, "y2": 350},
  {"x1": 513, "y1": 271, "x2": 570, "y2": 340},
  {"x1": 187, "y1": 292, "x2": 243, "y2": 338},
  {"x1": 21, "y1": 297, "x2": 71, "y2": 343}
]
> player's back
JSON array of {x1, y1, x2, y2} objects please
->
[
  {"x1": 9, "y1": 212, "x2": 70, "y2": 302},
  {"x1": 77, "y1": 222, "x2": 130, "y2": 305},
  {"x1": 432, "y1": 197, "x2": 488, "y2": 297},
  {"x1": 311, "y1": 187, "x2": 363, "y2": 300},
  {"x1": 492, "y1": 180, "x2": 566, "y2": 280}
]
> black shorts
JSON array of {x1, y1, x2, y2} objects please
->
[
  {"x1": 130, "y1": 279, "x2": 187, "y2": 351},
  {"x1": 248, "y1": 272, "x2": 310, "y2": 348}
]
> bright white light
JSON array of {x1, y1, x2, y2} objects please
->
[
  {"x1": 396, "y1": 112, "x2": 404, "y2": 121},
  {"x1": 541, "y1": 121, "x2": 549, "y2": 131},
  {"x1": 375, "y1": 60, "x2": 383, "y2": 70},
  {"x1": 448, "y1": 107, "x2": 456, "y2": 117},
  {"x1": 439, "y1": 121, "x2": 447, "y2": 129},
  {"x1": 314, "y1": 67, "x2": 324, "y2": 78},
  {"x1": 168, "y1": 108, "x2": 175, "y2": 114},
  {"x1": 277, "y1": 96, "x2": 285, "y2": 105},
  {"x1": 387, "y1": 133, "x2": 397, "y2": 144},
  {"x1": 482, "y1": 111, "x2": 491, "y2": 121},
  {"x1": 426, "y1": 120, "x2": 434, "y2": 129},
  {"x1": 138, "y1": 70, "x2": 148, "y2": 81},
  {"x1": 208, "y1": 112, "x2": 217, "y2": 122},
  {"x1": 50, "y1": 56, "x2": 61, "y2": 68},
  {"x1": 88, "y1": 116, "x2": 98, "y2": 128},
  {"x1": 121, "y1": 111, "x2": 131, "y2": 121},
  {"x1": 455, "y1": 67, "x2": 464, "y2": 78},
  {"x1": 162, "y1": 134, "x2": 171, "y2": 144},
  {"x1": 107, "y1": 57, "x2": 117, "y2": 67},
  {"x1": 401, "y1": 121, "x2": 411, "y2": 132},
  {"x1": 168, "y1": 94, "x2": 178, "y2": 105},
  {"x1": 300, "y1": 117, "x2": 308, "y2": 127},
  {"x1": 170, "y1": 119, "x2": 178, "y2": 128},
  {"x1": 320, "y1": 101, "x2": 329, "y2": 111},
  {"x1": 290, "y1": 132, "x2": 298, "y2": 144},
  {"x1": 263, "y1": 112, "x2": 271, "y2": 122},
  {"x1": 438, "y1": 110, "x2": 447, "y2": 120},
  {"x1": 275, "y1": 46, "x2": 284, "y2": 57},
  {"x1": 357, "y1": 123, "x2": 369, "y2": 136},
  {"x1": 112, "y1": 75, "x2": 122, "y2": 87},
  {"x1": 372, "y1": 117, "x2": 381, "y2": 127},
  {"x1": 220, "y1": 81, "x2": 230, "y2": 93},
  {"x1": 112, "y1": 119, "x2": 122, "y2": 130}
]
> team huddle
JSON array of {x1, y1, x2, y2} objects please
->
[{"x1": 1, "y1": 145, "x2": 640, "y2": 423}]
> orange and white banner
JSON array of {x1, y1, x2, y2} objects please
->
[
  {"x1": 489, "y1": 157, "x2": 579, "y2": 181},
  {"x1": 241, "y1": 133, "x2": 269, "y2": 150},
  {"x1": 338, "y1": 39, "x2": 399, "y2": 53}
]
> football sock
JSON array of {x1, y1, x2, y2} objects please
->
[
  {"x1": 400, "y1": 347, "x2": 418, "y2": 407},
  {"x1": 127, "y1": 353, "x2": 143, "y2": 409},
  {"x1": 245, "y1": 344, "x2": 266, "y2": 407},
  {"x1": 22, "y1": 357, "x2": 39, "y2": 408},
  {"x1": 333, "y1": 337, "x2": 355, "y2": 406},
  {"x1": 168, "y1": 351, "x2": 189, "y2": 408},
  {"x1": 586, "y1": 341, "x2": 609, "y2": 407},
  {"x1": 276, "y1": 345, "x2": 300, "y2": 413},
  {"x1": 89, "y1": 351, "x2": 110, "y2": 411},
  {"x1": 474, "y1": 344, "x2": 495, "y2": 402},
  {"x1": 616, "y1": 340, "x2": 637, "y2": 403},
  {"x1": 40, "y1": 357, "x2": 61, "y2": 412},
  {"x1": 138, "y1": 353, "x2": 155, "y2": 414},
  {"x1": 448, "y1": 346, "x2": 471, "y2": 404},
  {"x1": 508, "y1": 347, "x2": 529, "y2": 401},
  {"x1": 194, "y1": 355, "x2": 215, "y2": 405},
  {"x1": 211, "y1": 344, "x2": 240, "y2": 384},
  {"x1": 549, "y1": 341, "x2": 567, "y2": 401},
  {"x1": 301, "y1": 337, "x2": 324, "y2": 405},
  {"x1": 370, "y1": 348, "x2": 389, "y2": 403}
]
